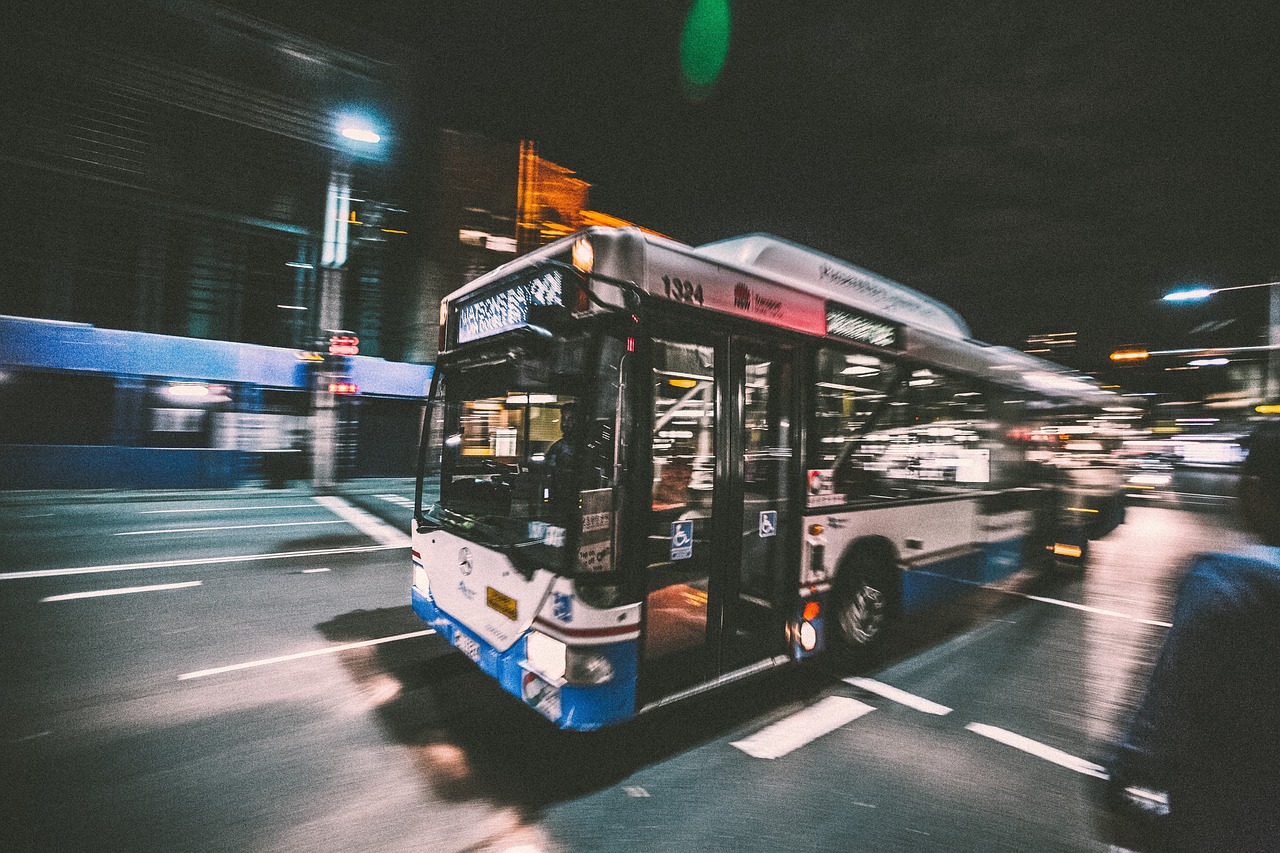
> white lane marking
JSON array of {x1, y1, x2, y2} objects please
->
[
  {"x1": 623, "y1": 786, "x2": 651, "y2": 798},
  {"x1": 301, "y1": 568, "x2": 331, "y2": 574},
  {"x1": 178, "y1": 629, "x2": 436, "y2": 680},
  {"x1": 115, "y1": 520, "x2": 346, "y2": 536},
  {"x1": 844, "y1": 677, "x2": 953, "y2": 715},
  {"x1": 14, "y1": 730, "x2": 53, "y2": 743},
  {"x1": 1018, "y1": 593, "x2": 1173, "y2": 628},
  {"x1": 0, "y1": 544, "x2": 403, "y2": 581},
  {"x1": 913, "y1": 570, "x2": 1174, "y2": 629},
  {"x1": 42, "y1": 581, "x2": 203, "y2": 602},
  {"x1": 965, "y1": 722, "x2": 1108, "y2": 779},
  {"x1": 312, "y1": 495, "x2": 410, "y2": 547},
  {"x1": 731, "y1": 696, "x2": 875, "y2": 759},
  {"x1": 139, "y1": 504, "x2": 318, "y2": 514}
]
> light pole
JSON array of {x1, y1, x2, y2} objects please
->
[
  {"x1": 1163, "y1": 280, "x2": 1280, "y2": 402},
  {"x1": 313, "y1": 115, "x2": 384, "y2": 491}
]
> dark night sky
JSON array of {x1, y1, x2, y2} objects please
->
[{"x1": 280, "y1": 1, "x2": 1280, "y2": 364}]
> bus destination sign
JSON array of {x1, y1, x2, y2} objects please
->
[
  {"x1": 457, "y1": 269, "x2": 564, "y2": 344},
  {"x1": 825, "y1": 304, "x2": 901, "y2": 350}
]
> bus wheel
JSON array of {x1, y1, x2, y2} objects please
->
[{"x1": 831, "y1": 544, "x2": 898, "y2": 657}]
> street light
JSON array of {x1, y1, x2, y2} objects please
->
[
  {"x1": 1162, "y1": 279, "x2": 1280, "y2": 400},
  {"x1": 313, "y1": 113, "x2": 386, "y2": 491}
]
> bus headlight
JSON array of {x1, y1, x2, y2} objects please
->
[
  {"x1": 526, "y1": 631, "x2": 567, "y2": 682},
  {"x1": 565, "y1": 647, "x2": 615, "y2": 685},
  {"x1": 526, "y1": 633, "x2": 615, "y2": 685}
]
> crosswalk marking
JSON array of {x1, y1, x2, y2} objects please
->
[{"x1": 731, "y1": 696, "x2": 875, "y2": 759}]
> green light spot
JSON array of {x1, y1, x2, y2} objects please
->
[{"x1": 680, "y1": 0, "x2": 731, "y2": 101}]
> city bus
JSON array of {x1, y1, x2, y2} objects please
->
[{"x1": 411, "y1": 227, "x2": 1122, "y2": 730}]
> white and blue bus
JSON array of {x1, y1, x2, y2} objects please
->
[{"x1": 412, "y1": 227, "x2": 1123, "y2": 730}]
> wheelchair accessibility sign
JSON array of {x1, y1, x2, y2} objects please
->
[
  {"x1": 759, "y1": 510, "x2": 777, "y2": 538},
  {"x1": 671, "y1": 520, "x2": 694, "y2": 560}
]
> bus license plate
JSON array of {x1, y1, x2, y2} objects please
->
[{"x1": 454, "y1": 632, "x2": 481, "y2": 664}]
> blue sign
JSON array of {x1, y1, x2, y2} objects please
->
[
  {"x1": 671, "y1": 520, "x2": 694, "y2": 561},
  {"x1": 759, "y1": 510, "x2": 777, "y2": 538},
  {"x1": 552, "y1": 592, "x2": 573, "y2": 623}
]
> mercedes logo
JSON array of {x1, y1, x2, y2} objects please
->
[{"x1": 458, "y1": 547, "x2": 473, "y2": 575}]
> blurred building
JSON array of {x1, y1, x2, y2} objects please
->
[
  {"x1": 1023, "y1": 331, "x2": 1079, "y2": 364},
  {"x1": 0, "y1": 1, "x2": 653, "y2": 367},
  {"x1": 0, "y1": 0, "x2": 422, "y2": 359},
  {"x1": 406, "y1": 131, "x2": 664, "y2": 361}
]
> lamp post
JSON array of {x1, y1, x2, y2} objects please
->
[
  {"x1": 313, "y1": 116, "x2": 383, "y2": 491},
  {"x1": 1163, "y1": 280, "x2": 1280, "y2": 401}
]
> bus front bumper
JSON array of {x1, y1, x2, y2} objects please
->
[{"x1": 411, "y1": 586, "x2": 638, "y2": 731}]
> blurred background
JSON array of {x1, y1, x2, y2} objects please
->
[{"x1": 1, "y1": 1, "x2": 1277, "y2": 493}]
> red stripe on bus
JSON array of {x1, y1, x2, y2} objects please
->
[{"x1": 533, "y1": 617, "x2": 639, "y2": 639}]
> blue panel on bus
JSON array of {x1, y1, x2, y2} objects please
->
[
  {"x1": 411, "y1": 587, "x2": 639, "y2": 731},
  {"x1": 901, "y1": 536, "x2": 1032, "y2": 611},
  {"x1": 901, "y1": 550, "x2": 984, "y2": 611},
  {"x1": 981, "y1": 537, "x2": 1026, "y2": 583}
]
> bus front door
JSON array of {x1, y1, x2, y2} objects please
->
[{"x1": 639, "y1": 335, "x2": 796, "y2": 704}]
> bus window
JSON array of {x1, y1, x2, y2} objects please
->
[
  {"x1": 845, "y1": 369, "x2": 993, "y2": 500},
  {"x1": 807, "y1": 347, "x2": 898, "y2": 506},
  {"x1": 644, "y1": 339, "x2": 716, "y2": 661}
]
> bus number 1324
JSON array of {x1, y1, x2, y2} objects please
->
[{"x1": 663, "y1": 275, "x2": 703, "y2": 305}]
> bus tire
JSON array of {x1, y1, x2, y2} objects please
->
[{"x1": 830, "y1": 540, "x2": 899, "y2": 659}]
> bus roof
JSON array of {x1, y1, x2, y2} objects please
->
[
  {"x1": 442, "y1": 227, "x2": 1112, "y2": 406},
  {"x1": 694, "y1": 233, "x2": 971, "y2": 339}
]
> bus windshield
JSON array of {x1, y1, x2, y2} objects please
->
[{"x1": 420, "y1": 328, "x2": 624, "y2": 575}]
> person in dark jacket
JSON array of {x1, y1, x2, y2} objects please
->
[
  {"x1": 1107, "y1": 423, "x2": 1280, "y2": 852},
  {"x1": 542, "y1": 401, "x2": 581, "y2": 524}
]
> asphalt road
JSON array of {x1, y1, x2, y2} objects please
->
[{"x1": 0, "y1": 476, "x2": 1251, "y2": 852}]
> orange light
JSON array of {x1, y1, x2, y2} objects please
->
[
  {"x1": 668, "y1": 378, "x2": 697, "y2": 389},
  {"x1": 1051, "y1": 543, "x2": 1083, "y2": 558},
  {"x1": 808, "y1": 523, "x2": 824, "y2": 536},
  {"x1": 572, "y1": 237, "x2": 594, "y2": 273},
  {"x1": 328, "y1": 382, "x2": 359, "y2": 395},
  {"x1": 803, "y1": 601, "x2": 821, "y2": 621},
  {"x1": 1110, "y1": 349, "x2": 1150, "y2": 362},
  {"x1": 1256, "y1": 404, "x2": 1280, "y2": 415}
]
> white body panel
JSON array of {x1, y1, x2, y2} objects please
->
[
  {"x1": 414, "y1": 528, "x2": 557, "y2": 652},
  {"x1": 813, "y1": 498, "x2": 980, "y2": 578}
]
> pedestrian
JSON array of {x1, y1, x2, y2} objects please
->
[{"x1": 1105, "y1": 422, "x2": 1280, "y2": 851}]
